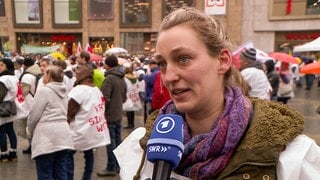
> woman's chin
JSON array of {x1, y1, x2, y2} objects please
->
[{"x1": 174, "y1": 103, "x2": 192, "y2": 114}]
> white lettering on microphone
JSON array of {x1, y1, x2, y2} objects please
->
[{"x1": 148, "y1": 145, "x2": 168, "y2": 152}]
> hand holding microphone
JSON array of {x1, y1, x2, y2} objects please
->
[{"x1": 146, "y1": 114, "x2": 184, "y2": 180}]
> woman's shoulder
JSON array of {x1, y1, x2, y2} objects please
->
[
  {"x1": 33, "y1": 86, "x2": 55, "y2": 101},
  {"x1": 20, "y1": 72, "x2": 36, "y2": 84},
  {"x1": 92, "y1": 86, "x2": 103, "y2": 95},
  {"x1": 0, "y1": 75, "x2": 18, "y2": 87},
  {"x1": 241, "y1": 67, "x2": 265, "y2": 78},
  {"x1": 68, "y1": 85, "x2": 84, "y2": 96},
  {"x1": 69, "y1": 85, "x2": 101, "y2": 98},
  {"x1": 70, "y1": 84, "x2": 87, "y2": 90},
  {"x1": 0, "y1": 74, "x2": 17, "y2": 80},
  {"x1": 239, "y1": 98, "x2": 304, "y2": 150}
]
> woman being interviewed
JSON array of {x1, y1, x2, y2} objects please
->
[{"x1": 115, "y1": 8, "x2": 320, "y2": 179}]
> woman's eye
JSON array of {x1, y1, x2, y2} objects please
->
[
  {"x1": 178, "y1": 56, "x2": 189, "y2": 64},
  {"x1": 158, "y1": 62, "x2": 167, "y2": 70}
]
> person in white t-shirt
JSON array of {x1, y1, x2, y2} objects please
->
[
  {"x1": 0, "y1": 58, "x2": 18, "y2": 163},
  {"x1": 239, "y1": 48, "x2": 272, "y2": 100},
  {"x1": 19, "y1": 57, "x2": 42, "y2": 154},
  {"x1": 13, "y1": 58, "x2": 24, "y2": 79},
  {"x1": 67, "y1": 64, "x2": 110, "y2": 180}
]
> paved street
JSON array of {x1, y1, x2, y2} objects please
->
[
  {"x1": 0, "y1": 111, "x2": 146, "y2": 180},
  {"x1": 1, "y1": 84, "x2": 320, "y2": 180}
]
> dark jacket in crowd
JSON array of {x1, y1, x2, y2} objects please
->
[
  {"x1": 101, "y1": 66, "x2": 127, "y2": 123},
  {"x1": 264, "y1": 60, "x2": 280, "y2": 100}
]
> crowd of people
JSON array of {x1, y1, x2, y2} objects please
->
[
  {"x1": 1, "y1": 7, "x2": 320, "y2": 180},
  {"x1": 237, "y1": 45, "x2": 320, "y2": 105},
  {"x1": 0, "y1": 49, "x2": 167, "y2": 179}
]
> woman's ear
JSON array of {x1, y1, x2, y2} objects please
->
[
  {"x1": 218, "y1": 48, "x2": 232, "y2": 74},
  {"x1": 43, "y1": 72, "x2": 49, "y2": 85}
]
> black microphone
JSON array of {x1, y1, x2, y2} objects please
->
[{"x1": 146, "y1": 114, "x2": 184, "y2": 180}]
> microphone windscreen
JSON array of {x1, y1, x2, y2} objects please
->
[{"x1": 146, "y1": 114, "x2": 184, "y2": 169}]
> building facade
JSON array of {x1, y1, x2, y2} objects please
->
[
  {"x1": 242, "y1": 0, "x2": 320, "y2": 55},
  {"x1": 3, "y1": 1, "x2": 319, "y2": 57},
  {"x1": 0, "y1": 0, "x2": 244, "y2": 56}
]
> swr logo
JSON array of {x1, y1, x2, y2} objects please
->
[{"x1": 156, "y1": 116, "x2": 175, "y2": 134}]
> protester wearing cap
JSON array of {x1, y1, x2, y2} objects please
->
[
  {"x1": 239, "y1": 48, "x2": 272, "y2": 100},
  {"x1": 0, "y1": 58, "x2": 19, "y2": 162},
  {"x1": 239, "y1": 48, "x2": 264, "y2": 70}
]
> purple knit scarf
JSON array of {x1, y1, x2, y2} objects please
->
[{"x1": 159, "y1": 86, "x2": 252, "y2": 179}]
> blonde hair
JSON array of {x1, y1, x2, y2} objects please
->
[
  {"x1": 158, "y1": 7, "x2": 248, "y2": 94},
  {"x1": 46, "y1": 65, "x2": 64, "y2": 83}
]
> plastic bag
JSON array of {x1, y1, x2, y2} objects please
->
[{"x1": 0, "y1": 101, "x2": 17, "y2": 117}]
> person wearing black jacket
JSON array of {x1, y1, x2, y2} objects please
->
[
  {"x1": 98, "y1": 55, "x2": 127, "y2": 176},
  {"x1": 264, "y1": 59, "x2": 280, "y2": 101}
]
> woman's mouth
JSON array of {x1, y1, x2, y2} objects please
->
[{"x1": 172, "y1": 88, "x2": 189, "y2": 96}]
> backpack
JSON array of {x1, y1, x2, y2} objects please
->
[{"x1": 19, "y1": 72, "x2": 42, "y2": 97}]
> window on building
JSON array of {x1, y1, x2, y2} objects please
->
[
  {"x1": 88, "y1": 0, "x2": 113, "y2": 20},
  {"x1": 270, "y1": 0, "x2": 320, "y2": 20},
  {"x1": 306, "y1": 0, "x2": 320, "y2": 15},
  {"x1": 120, "y1": 0, "x2": 151, "y2": 27},
  {"x1": 89, "y1": 37, "x2": 114, "y2": 54},
  {"x1": 0, "y1": 36, "x2": 9, "y2": 52},
  {"x1": 0, "y1": 0, "x2": 5, "y2": 17},
  {"x1": 120, "y1": 32, "x2": 157, "y2": 54},
  {"x1": 163, "y1": 0, "x2": 194, "y2": 18},
  {"x1": 120, "y1": 32, "x2": 144, "y2": 53},
  {"x1": 52, "y1": 0, "x2": 82, "y2": 28},
  {"x1": 12, "y1": 0, "x2": 43, "y2": 27}
]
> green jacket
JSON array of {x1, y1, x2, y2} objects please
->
[
  {"x1": 93, "y1": 69, "x2": 105, "y2": 89},
  {"x1": 137, "y1": 98, "x2": 304, "y2": 180}
]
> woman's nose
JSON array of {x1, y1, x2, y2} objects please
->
[{"x1": 162, "y1": 63, "x2": 179, "y2": 83}]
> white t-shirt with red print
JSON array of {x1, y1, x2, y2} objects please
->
[{"x1": 68, "y1": 85, "x2": 110, "y2": 151}]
